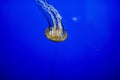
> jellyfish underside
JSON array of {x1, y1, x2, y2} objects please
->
[{"x1": 45, "y1": 26, "x2": 67, "y2": 42}]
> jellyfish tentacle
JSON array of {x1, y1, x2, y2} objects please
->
[
  {"x1": 36, "y1": 0, "x2": 57, "y2": 29},
  {"x1": 45, "y1": 2, "x2": 63, "y2": 29}
]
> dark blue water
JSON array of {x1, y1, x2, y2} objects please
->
[{"x1": 0, "y1": 0, "x2": 120, "y2": 80}]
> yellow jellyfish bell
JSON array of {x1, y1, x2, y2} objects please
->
[
  {"x1": 36, "y1": 0, "x2": 67, "y2": 42},
  {"x1": 45, "y1": 26, "x2": 67, "y2": 42}
]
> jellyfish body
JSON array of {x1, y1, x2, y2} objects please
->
[
  {"x1": 36, "y1": 0, "x2": 67, "y2": 42},
  {"x1": 45, "y1": 26, "x2": 67, "y2": 42}
]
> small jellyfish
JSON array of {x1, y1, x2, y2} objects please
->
[{"x1": 36, "y1": 0, "x2": 67, "y2": 42}]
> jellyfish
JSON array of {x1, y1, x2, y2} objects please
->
[{"x1": 36, "y1": 0, "x2": 68, "y2": 42}]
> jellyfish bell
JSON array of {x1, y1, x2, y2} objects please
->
[{"x1": 45, "y1": 26, "x2": 67, "y2": 42}]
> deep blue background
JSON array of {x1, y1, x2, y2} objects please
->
[{"x1": 0, "y1": 0, "x2": 120, "y2": 80}]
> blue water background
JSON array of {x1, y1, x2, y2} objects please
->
[{"x1": 0, "y1": 0, "x2": 120, "y2": 80}]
